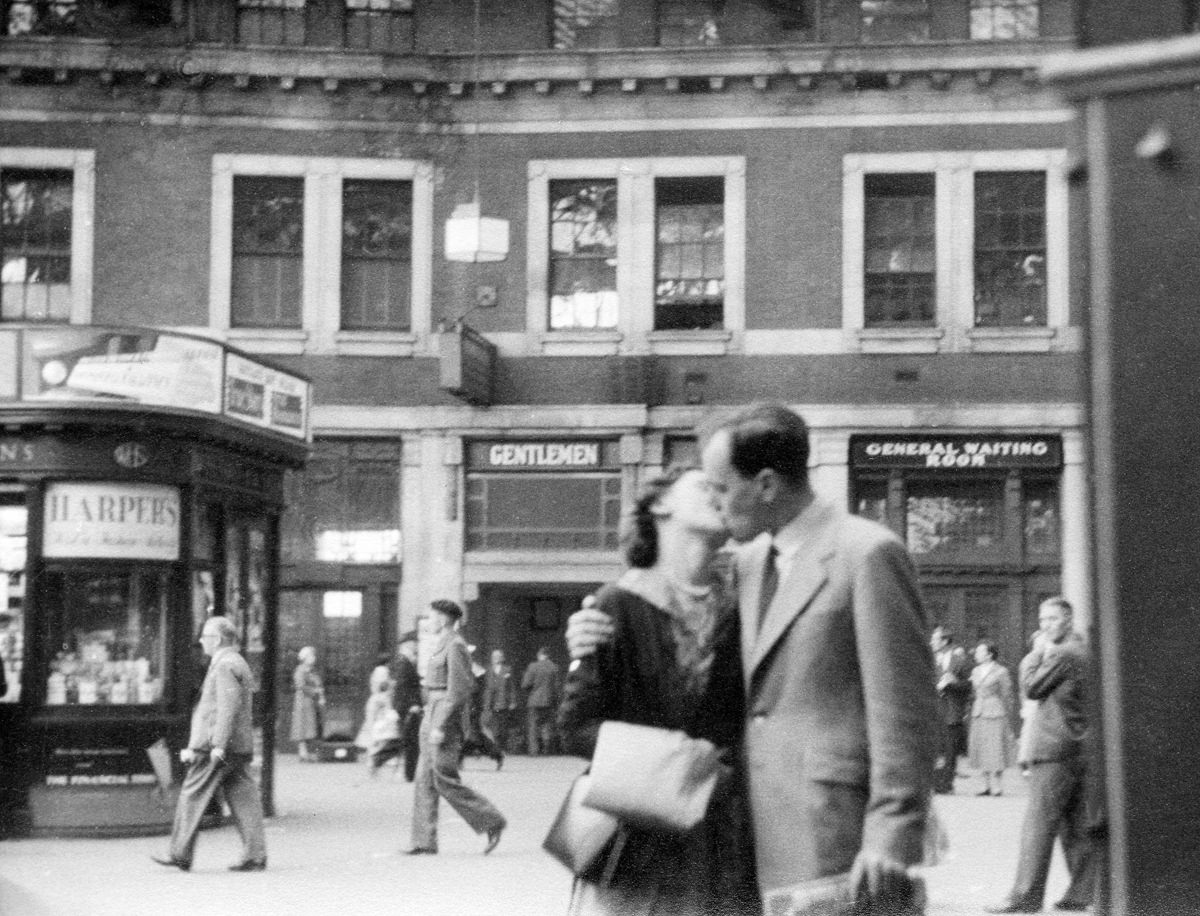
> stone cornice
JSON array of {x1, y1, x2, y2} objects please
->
[{"x1": 1, "y1": 36, "x2": 1074, "y2": 95}]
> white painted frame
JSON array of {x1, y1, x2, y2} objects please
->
[
  {"x1": 842, "y1": 149, "x2": 1070, "y2": 354},
  {"x1": 526, "y1": 155, "x2": 746, "y2": 356},
  {"x1": 1, "y1": 147, "x2": 95, "y2": 325},
  {"x1": 210, "y1": 153, "x2": 434, "y2": 356}
]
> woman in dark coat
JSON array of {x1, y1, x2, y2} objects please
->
[{"x1": 557, "y1": 468, "x2": 760, "y2": 916}]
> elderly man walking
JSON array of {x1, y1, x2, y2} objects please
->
[{"x1": 153, "y1": 615, "x2": 267, "y2": 872}]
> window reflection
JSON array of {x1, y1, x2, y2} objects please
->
[{"x1": 906, "y1": 483, "x2": 1004, "y2": 555}]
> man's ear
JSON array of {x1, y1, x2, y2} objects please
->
[{"x1": 756, "y1": 468, "x2": 779, "y2": 505}]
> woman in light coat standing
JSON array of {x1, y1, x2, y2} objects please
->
[
  {"x1": 290, "y1": 646, "x2": 325, "y2": 761},
  {"x1": 968, "y1": 641, "x2": 1016, "y2": 796}
]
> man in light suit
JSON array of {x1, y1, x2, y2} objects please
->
[
  {"x1": 569, "y1": 403, "x2": 938, "y2": 912},
  {"x1": 153, "y1": 615, "x2": 266, "y2": 872}
]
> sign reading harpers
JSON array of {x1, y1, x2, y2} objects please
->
[
  {"x1": 851, "y1": 434, "x2": 1063, "y2": 470},
  {"x1": 469, "y1": 440, "x2": 620, "y2": 472}
]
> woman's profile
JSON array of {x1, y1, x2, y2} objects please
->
[{"x1": 557, "y1": 467, "x2": 759, "y2": 916}]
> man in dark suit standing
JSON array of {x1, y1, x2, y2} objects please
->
[
  {"x1": 153, "y1": 615, "x2": 266, "y2": 872},
  {"x1": 931, "y1": 626, "x2": 973, "y2": 794},
  {"x1": 987, "y1": 596, "x2": 1095, "y2": 914},
  {"x1": 520, "y1": 646, "x2": 560, "y2": 755},
  {"x1": 481, "y1": 649, "x2": 518, "y2": 756},
  {"x1": 390, "y1": 631, "x2": 423, "y2": 783},
  {"x1": 568, "y1": 403, "x2": 938, "y2": 913}
]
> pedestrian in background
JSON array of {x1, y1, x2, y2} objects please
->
[
  {"x1": 986, "y1": 597, "x2": 1096, "y2": 914},
  {"x1": 407, "y1": 600, "x2": 505, "y2": 856},
  {"x1": 481, "y1": 649, "x2": 518, "y2": 755},
  {"x1": 153, "y1": 616, "x2": 266, "y2": 872},
  {"x1": 390, "y1": 633, "x2": 423, "y2": 783},
  {"x1": 460, "y1": 645, "x2": 504, "y2": 769},
  {"x1": 290, "y1": 645, "x2": 324, "y2": 762},
  {"x1": 932, "y1": 626, "x2": 973, "y2": 794},
  {"x1": 521, "y1": 646, "x2": 560, "y2": 755},
  {"x1": 968, "y1": 641, "x2": 1015, "y2": 797},
  {"x1": 357, "y1": 664, "x2": 403, "y2": 777}
]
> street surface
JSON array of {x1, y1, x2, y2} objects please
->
[{"x1": 0, "y1": 755, "x2": 1070, "y2": 916}]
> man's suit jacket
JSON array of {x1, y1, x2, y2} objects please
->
[
  {"x1": 1019, "y1": 631, "x2": 1090, "y2": 763},
  {"x1": 521, "y1": 658, "x2": 560, "y2": 708},
  {"x1": 736, "y1": 498, "x2": 939, "y2": 894},
  {"x1": 481, "y1": 664, "x2": 517, "y2": 712},
  {"x1": 422, "y1": 630, "x2": 475, "y2": 738},
  {"x1": 188, "y1": 646, "x2": 255, "y2": 755},
  {"x1": 935, "y1": 644, "x2": 974, "y2": 724}
]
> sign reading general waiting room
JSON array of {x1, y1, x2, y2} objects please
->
[{"x1": 850, "y1": 434, "x2": 1062, "y2": 470}]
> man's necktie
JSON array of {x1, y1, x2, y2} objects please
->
[{"x1": 758, "y1": 543, "x2": 779, "y2": 628}]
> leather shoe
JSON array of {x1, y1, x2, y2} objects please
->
[
  {"x1": 1054, "y1": 900, "x2": 1089, "y2": 912},
  {"x1": 151, "y1": 855, "x2": 191, "y2": 872},
  {"x1": 405, "y1": 847, "x2": 437, "y2": 855},
  {"x1": 985, "y1": 902, "x2": 1040, "y2": 914},
  {"x1": 484, "y1": 825, "x2": 504, "y2": 855},
  {"x1": 228, "y1": 860, "x2": 267, "y2": 872}
]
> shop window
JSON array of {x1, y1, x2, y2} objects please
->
[
  {"x1": 341, "y1": 179, "x2": 413, "y2": 332},
  {"x1": 345, "y1": 0, "x2": 413, "y2": 52},
  {"x1": 465, "y1": 475, "x2": 621, "y2": 551},
  {"x1": 655, "y1": 176, "x2": 724, "y2": 331},
  {"x1": 237, "y1": 0, "x2": 307, "y2": 45},
  {"x1": 5, "y1": 0, "x2": 75, "y2": 34},
  {"x1": 1023, "y1": 479, "x2": 1060, "y2": 557},
  {"x1": 281, "y1": 440, "x2": 401, "y2": 564},
  {"x1": 231, "y1": 176, "x2": 304, "y2": 329},
  {"x1": 549, "y1": 179, "x2": 619, "y2": 330},
  {"x1": 974, "y1": 171, "x2": 1047, "y2": 327},
  {"x1": 663, "y1": 436, "x2": 699, "y2": 469},
  {"x1": 860, "y1": 0, "x2": 930, "y2": 42},
  {"x1": 1, "y1": 168, "x2": 73, "y2": 323},
  {"x1": 905, "y1": 481, "x2": 1004, "y2": 556},
  {"x1": 970, "y1": 0, "x2": 1039, "y2": 39},
  {"x1": 864, "y1": 173, "x2": 935, "y2": 327},
  {"x1": 553, "y1": 0, "x2": 620, "y2": 49},
  {"x1": 42, "y1": 568, "x2": 169, "y2": 706},
  {"x1": 658, "y1": 0, "x2": 722, "y2": 46},
  {"x1": 0, "y1": 496, "x2": 26, "y2": 702}
]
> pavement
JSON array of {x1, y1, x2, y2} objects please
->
[{"x1": 0, "y1": 755, "x2": 1074, "y2": 916}]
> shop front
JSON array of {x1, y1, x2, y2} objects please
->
[
  {"x1": 0, "y1": 325, "x2": 309, "y2": 837},
  {"x1": 850, "y1": 432, "x2": 1063, "y2": 667}
]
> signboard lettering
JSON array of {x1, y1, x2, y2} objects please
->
[
  {"x1": 42, "y1": 483, "x2": 181, "y2": 560},
  {"x1": 850, "y1": 435, "x2": 1062, "y2": 470},
  {"x1": 225, "y1": 353, "x2": 310, "y2": 439},
  {"x1": 487, "y1": 442, "x2": 600, "y2": 469},
  {"x1": 0, "y1": 441, "x2": 35, "y2": 463}
]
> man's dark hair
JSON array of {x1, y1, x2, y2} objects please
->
[
  {"x1": 708, "y1": 402, "x2": 810, "y2": 483},
  {"x1": 431, "y1": 599, "x2": 463, "y2": 619},
  {"x1": 1041, "y1": 596, "x2": 1073, "y2": 616}
]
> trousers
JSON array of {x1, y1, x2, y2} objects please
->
[
  {"x1": 168, "y1": 753, "x2": 266, "y2": 866},
  {"x1": 1007, "y1": 757, "x2": 1096, "y2": 907},
  {"x1": 410, "y1": 707, "x2": 506, "y2": 850},
  {"x1": 526, "y1": 706, "x2": 555, "y2": 755}
]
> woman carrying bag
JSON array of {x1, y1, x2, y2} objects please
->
[{"x1": 556, "y1": 468, "x2": 760, "y2": 916}]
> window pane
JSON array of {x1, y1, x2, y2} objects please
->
[
  {"x1": 231, "y1": 176, "x2": 303, "y2": 328},
  {"x1": 554, "y1": 0, "x2": 620, "y2": 49},
  {"x1": 345, "y1": 0, "x2": 413, "y2": 51},
  {"x1": 237, "y1": 0, "x2": 307, "y2": 44},
  {"x1": 864, "y1": 173, "x2": 935, "y2": 326},
  {"x1": 465, "y1": 474, "x2": 621, "y2": 550},
  {"x1": 974, "y1": 171, "x2": 1046, "y2": 327},
  {"x1": 43, "y1": 569, "x2": 168, "y2": 706},
  {"x1": 860, "y1": 0, "x2": 930, "y2": 42},
  {"x1": 0, "y1": 500, "x2": 26, "y2": 703},
  {"x1": 658, "y1": 0, "x2": 721, "y2": 46},
  {"x1": 906, "y1": 481, "x2": 1004, "y2": 555},
  {"x1": 655, "y1": 176, "x2": 724, "y2": 331},
  {"x1": 280, "y1": 441, "x2": 402, "y2": 564},
  {"x1": 854, "y1": 479, "x2": 889, "y2": 525},
  {"x1": 5, "y1": 0, "x2": 76, "y2": 35},
  {"x1": 550, "y1": 179, "x2": 619, "y2": 329},
  {"x1": 1, "y1": 169, "x2": 73, "y2": 323},
  {"x1": 1024, "y1": 479, "x2": 1060, "y2": 557},
  {"x1": 970, "y1": 0, "x2": 1039, "y2": 39},
  {"x1": 341, "y1": 179, "x2": 412, "y2": 331}
]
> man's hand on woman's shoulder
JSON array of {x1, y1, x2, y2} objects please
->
[{"x1": 565, "y1": 594, "x2": 615, "y2": 660}]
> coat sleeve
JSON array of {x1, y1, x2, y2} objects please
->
[
  {"x1": 557, "y1": 588, "x2": 622, "y2": 759},
  {"x1": 851, "y1": 535, "x2": 940, "y2": 866},
  {"x1": 210, "y1": 658, "x2": 243, "y2": 753},
  {"x1": 1022, "y1": 644, "x2": 1074, "y2": 701},
  {"x1": 443, "y1": 639, "x2": 475, "y2": 716}
]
